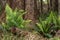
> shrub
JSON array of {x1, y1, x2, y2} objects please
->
[
  {"x1": 2, "y1": 4, "x2": 31, "y2": 30},
  {"x1": 36, "y1": 11, "x2": 60, "y2": 38}
]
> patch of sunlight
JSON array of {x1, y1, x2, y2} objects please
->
[
  {"x1": 43, "y1": 0, "x2": 47, "y2": 4},
  {"x1": 43, "y1": 0, "x2": 46, "y2": 2}
]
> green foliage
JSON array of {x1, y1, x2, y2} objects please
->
[
  {"x1": 36, "y1": 11, "x2": 60, "y2": 38},
  {"x1": 2, "y1": 4, "x2": 31, "y2": 30},
  {"x1": 49, "y1": 37, "x2": 60, "y2": 40}
]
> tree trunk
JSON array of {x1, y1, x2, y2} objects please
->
[
  {"x1": 54, "y1": 0, "x2": 58, "y2": 12},
  {"x1": 0, "y1": 0, "x2": 6, "y2": 23},
  {"x1": 8, "y1": 0, "x2": 25, "y2": 10},
  {"x1": 58, "y1": 0, "x2": 60, "y2": 15},
  {"x1": 25, "y1": 0, "x2": 38, "y2": 23},
  {"x1": 50, "y1": 0, "x2": 58, "y2": 12}
]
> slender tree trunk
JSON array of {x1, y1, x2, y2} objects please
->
[
  {"x1": 41, "y1": 0, "x2": 43, "y2": 13},
  {"x1": 58, "y1": 0, "x2": 60, "y2": 15},
  {"x1": 0, "y1": 0, "x2": 6, "y2": 23},
  {"x1": 54, "y1": 0, "x2": 58, "y2": 12}
]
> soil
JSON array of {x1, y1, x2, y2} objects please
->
[{"x1": 0, "y1": 28, "x2": 60, "y2": 40}]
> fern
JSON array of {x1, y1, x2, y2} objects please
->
[
  {"x1": 2, "y1": 4, "x2": 31, "y2": 30},
  {"x1": 36, "y1": 11, "x2": 59, "y2": 38}
]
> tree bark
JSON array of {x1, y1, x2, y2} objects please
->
[
  {"x1": 58, "y1": 0, "x2": 60, "y2": 15},
  {"x1": 25, "y1": 0, "x2": 38, "y2": 23},
  {"x1": 0, "y1": 0, "x2": 6, "y2": 23},
  {"x1": 50, "y1": 0, "x2": 58, "y2": 12},
  {"x1": 8, "y1": 0, "x2": 25, "y2": 10}
]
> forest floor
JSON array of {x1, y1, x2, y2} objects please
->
[{"x1": 0, "y1": 29, "x2": 60, "y2": 40}]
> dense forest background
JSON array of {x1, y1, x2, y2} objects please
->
[{"x1": 0, "y1": 0, "x2": 59, "y2": 24}]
